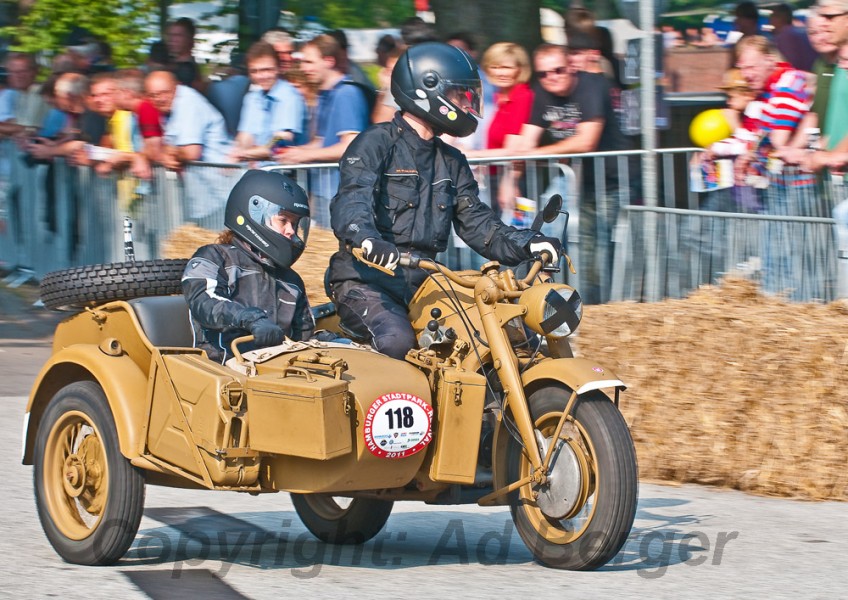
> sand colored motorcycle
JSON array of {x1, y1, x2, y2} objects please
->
[{"x1": 23, "y1": 198, "x2": 637, "y2": 569}]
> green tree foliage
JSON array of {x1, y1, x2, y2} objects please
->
[
  {"x1": 430, "y1": 0, "x2": 542, "y2": 54},
  {"x1": 286, "y1": 0, "x2": 415, "y2": 29},
  {"x1": 4, "y1": 0, "x2": 159, "y2": 67}
]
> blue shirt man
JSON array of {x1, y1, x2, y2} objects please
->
[
  {"x1": 315, "y1": 77, "x2": 370, "y2": 148},
  {"x1": 160, "y1": 83, "x2": 231, "y2": 164},
  {"x1": 231, "y1": 41, "x2": 308, "y2": 163},
  {"x1": 275, "y1": 34, "x2": 368, "y2": 165},
  {"x1": 274, "y1": 34, "x2": 369, "y2": 219},
  {"x1": 239, "y1": 78, "x2": 307, "y2": 147},
  {"x1": 146, "y1": 70, "x2": 233, "y2": 218}
]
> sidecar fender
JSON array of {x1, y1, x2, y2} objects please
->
[
  {"x1": 488, "y1": 358, "x2": 625, "y2": 504},
  {"x1": 22, "y1": 345, "x2": 149, "y2": 465}
]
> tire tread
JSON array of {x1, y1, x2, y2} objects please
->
[{"x1": 40, "y1": 259, "x2": 188, "y2": 311}]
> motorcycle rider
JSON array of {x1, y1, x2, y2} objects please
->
[
  {"x1": 329, "y1": 42, "x2": 562, "y2": 360},
  {"x1": 182, "y1": 169, "x2": 314, "y2": 362}
]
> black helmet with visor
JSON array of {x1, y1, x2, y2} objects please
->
[
  {"x1": 224, "y1": 169, "x2": 310, "y2": 269},
  {"x1": 391, "y1": 41, "x2": 483, "y2": 138}
]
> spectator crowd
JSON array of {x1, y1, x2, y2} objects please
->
[
  {"x1": 693, "y1": 1, "x2": 848, "y2": 204},
  {"x1": 2, "y1": 5, "x2": 848, "y2": 302}
]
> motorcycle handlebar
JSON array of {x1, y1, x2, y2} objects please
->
[
  {"x1": 403, "y1": 252, "x2": 552, "y2": 289},
  {"x1": 353, "y1": 247, "x2": 558, "y2": 290}
]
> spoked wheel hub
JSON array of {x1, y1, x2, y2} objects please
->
[
  {"x1": 507, "y1": 387, "x2": 638, "y2": 570},
  {"x1": 34, "y1": 381, "x2": 147, "y2": 565},
  {"x1": 62, "y1": 454, "x2": 86, "y2": 497},
  {"x1": 532, "y1": 431, "x2": 590, "y2": 520},
  {"x1": 44, "y1": 412, "x2": 109, "y2": 539}
]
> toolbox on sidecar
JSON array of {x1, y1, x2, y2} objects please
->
[{"x1": 246, "y1": 365, "x2": 352, "y2": 460}]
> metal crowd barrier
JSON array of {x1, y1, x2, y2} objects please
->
[
  {"x1": 1, "y1": 139, "x2": 846, "y2": 304},
  {"x1": 615, "y1": 151, "x2": 847, "y2": 302}
]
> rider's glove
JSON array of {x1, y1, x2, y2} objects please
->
[
  {"x1": 361, "y1": 238, "x2": 400, "y2": 271},
  {"x1": 249, "y1": 318, "x2": 285, "y2": 347},
  {"x1": 238, "y1": 308, "x2": 285, "y2": 347},
  {"x1": 527, "y1": 234, "x2": 562, "y2": 266}
]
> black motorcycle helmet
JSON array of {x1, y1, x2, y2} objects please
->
[
  {"x1": 224, "y1": 169, "x2": 310, "y2": 269},
  {"x1": 391, "y1": 41, "x2": 483, "y2": 138}
]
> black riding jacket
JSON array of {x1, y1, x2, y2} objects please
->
[
  {"x1": 182, "y1": 238, "x2": 314, "y2": 363},
  {"x1": 329, "y1": 113, "x2": 537, "y2": 304}
]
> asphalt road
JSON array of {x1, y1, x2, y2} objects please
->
[{"x1": 2, "y1": 282, "x2": 847, "y2": 598}]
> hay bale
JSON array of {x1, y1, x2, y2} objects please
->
[
  {"x1": 577, "y1": 277, "x2": 848, "y2": 500},
  {"x1": 160, "y1": 224, "x2": 337, "y2": 307},
  {"x1": 297, "y1": 227, "x2": 337, "y2": 306},
  {"x1": 160, "y1": 224, "x2": 219, "y2": 259}
]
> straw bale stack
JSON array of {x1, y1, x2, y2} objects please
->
[
  {"x1": 577, "y1": 278, "x2": 848, "y2": 500},
  {"x1": 160, "y1": 224, "x2": 219, "y2": 259}
]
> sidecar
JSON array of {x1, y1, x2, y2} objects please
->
[{"x1": 23, "y1": 260, "x2": 484, "y2": 566}]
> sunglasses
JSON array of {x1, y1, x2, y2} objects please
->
[
  {"x1": 536, "y1": 66, "x2": 569, "y2": 79},
  {"x1": 820, "y1": 11, "x2": 848, "y2": 20}
]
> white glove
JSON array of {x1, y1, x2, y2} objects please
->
[
  {"x1": 361, "y1": 238, "x2": 400, "y2": 271},
  {"x1": 528, "y1": 234, "x2": 561, "y2": 265}
]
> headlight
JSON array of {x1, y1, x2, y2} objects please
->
[{"x1": 519, "y1": 284, "x2": 583, "y2": 338}]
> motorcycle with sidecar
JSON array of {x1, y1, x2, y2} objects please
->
[{"x1": 23, "y1": 196, "x2": 637, "y2": 570}]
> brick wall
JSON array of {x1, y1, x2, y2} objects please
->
[{"x1": 665, "y1": 46, "x2": 733, "y2": 93}]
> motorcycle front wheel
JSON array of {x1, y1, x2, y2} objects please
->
[{"x1": 507, "y1": 385, "x2": 638, "y2": 570}]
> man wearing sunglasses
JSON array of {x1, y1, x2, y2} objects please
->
[
  {"x1": 816, "y1": 0, "x2": 848, "y2": 47},
  {"x1": 514, "y1": 43, "x2": 626, "y2": 304},
  {"x1": 518, "y1": 44, "x2": 624, "y2": 156}
]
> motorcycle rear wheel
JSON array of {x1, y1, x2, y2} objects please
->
[
  {"x1": 291, "y1": 493, "x2": 393, "y2": 544},
  {"x1": 507, "y1": 386, "x2": 638, "y2": 570}
]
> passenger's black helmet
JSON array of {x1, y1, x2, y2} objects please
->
[
  {"x1": 224, "y1": 169, "x2": 310, "y2": 269},
  {"x1": 391, "y1": 41, "x2": 482, "y2": 138}
]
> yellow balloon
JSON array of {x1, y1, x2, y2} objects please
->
[{"x1": 689, "y1": 109, "x2": 733, "y2": 148}]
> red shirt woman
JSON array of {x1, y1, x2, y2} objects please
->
[{"x1": 481, "y1": 43, "x2": 534, "y2": 151}]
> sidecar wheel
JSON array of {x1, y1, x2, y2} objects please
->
[
  {"x1": 33, "y1": 381, "x2": 145, "y2": 565},
  {"x1": 291, "y1": 494, "x2": 393, "y2": 544},
  {"x1": 507, "y1": 386, "x2": 638, "y2": 570}
]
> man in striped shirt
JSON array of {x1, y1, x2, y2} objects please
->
[
  {"x1": 736, "y1": 35, "x2": 813, "y2": 296},
  {"x1": 735, "y1": 35, "x2": 813, "y2": 186}
]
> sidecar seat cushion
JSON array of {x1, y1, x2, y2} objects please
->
[{"x1": 128, "y1": 296, "x2": 194, "y2": 348}]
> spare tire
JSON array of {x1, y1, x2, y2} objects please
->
[{"x1": 40, "y1": 259, "x2": 189, "y2": 311}]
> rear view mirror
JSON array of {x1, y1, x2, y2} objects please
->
[
  {"x1": 542, "y1": 194, "x2": 563, "y2": 223},
  {"x1": 530, "y1": 194, "x2": 563, "y2": 231}
]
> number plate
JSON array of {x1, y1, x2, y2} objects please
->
[{"x1": 363, "y1": 393, "x2": 433, "y2": 459}]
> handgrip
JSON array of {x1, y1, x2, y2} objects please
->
[
  {"x1": 230, "y1": 335, "x2": 254, "y2": 367},
  {"x1": 351, "y1": 247, "x2": 396, "y2": 276}
]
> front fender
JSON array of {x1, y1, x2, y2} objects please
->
[
  {"x1": 22, "y1": 344, "x2": 149, "y2": 465},
  {"x1": 520, "y1": 357, "x2": 625, "y2": 396},
  {"x1": 488, "y1": 357, "x2": 625, "y2": 504}
]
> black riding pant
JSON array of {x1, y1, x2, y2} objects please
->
[{"x1": 334, "y1": 283, "x2": 416, "y2": 361}]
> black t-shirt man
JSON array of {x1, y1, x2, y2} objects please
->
[
  {"x1": 520, "y1": 58, "x2": 629, "y2": 304},
  {"x1": 528, "y1": 71, "x2": 627, "y2": 187}
]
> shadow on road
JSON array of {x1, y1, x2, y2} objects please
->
[{"x1": 114, "y1": 498, "x2": 726, "y2": 579}]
